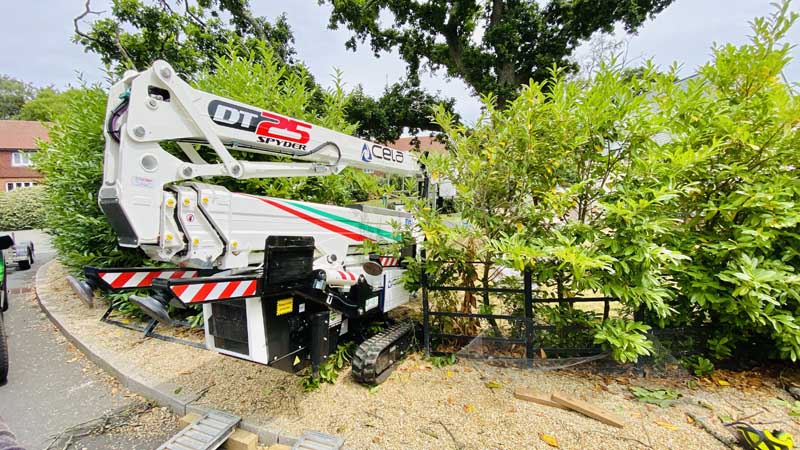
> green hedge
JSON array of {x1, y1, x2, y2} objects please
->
[{"x1": 0, "y1": 185, "x2": 46, "y2": 230}]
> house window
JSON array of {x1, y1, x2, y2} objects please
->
[
  {"x1": 11, "y1": 151, "x2": 33, "y2": 167},
  {"x1": 5, "y1": 181, "x2": 36, "y2": 192}
]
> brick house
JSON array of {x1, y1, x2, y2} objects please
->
[
  {"x1": 0, "y1": 120, "x2": 48, "y2": 191},
  {"x1": 391, "y1": 136, "x2": 446, "y2": 154}
]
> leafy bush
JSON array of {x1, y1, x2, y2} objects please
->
[
  {"x1": 0, "y1": 185, "x2": 46, "y2": 230},
  {"x1": 33, "y1": 87, "x2": 148, "y2": 272},
  {"x1": 594, "y1": 319, "x2": 653, "y2": 363},
  {"x1": 683, "y1": 356, "x2": 715, "y2": 377},
  {"x1": 406, "y1": 2, "x2": 800, "y2": 364},
  {"x1": 300, "y1": 342, "x2": 356, "y2": 391}
]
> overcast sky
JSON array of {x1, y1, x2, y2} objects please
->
[{"x1": 1, "y1": 0, "x2": 798, "y2": 125}]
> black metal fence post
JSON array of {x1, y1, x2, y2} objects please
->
[
  {"x1": 421, "y1": 250, "x2": 431, "y2": 356},
  {"x1": 523, "y1": 269, "x2": 534, "y2": 364}
]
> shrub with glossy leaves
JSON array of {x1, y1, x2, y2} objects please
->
[{"x1": 410, "y1": 1, "x2": 800, "y2": 363}]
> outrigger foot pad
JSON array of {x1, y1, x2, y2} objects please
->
[
  {"x1": 66, "y1": 275, "x2": 94, "y2": 308},
  {"x1": 130, "y1": 295, "x2": 173, "y2": 324}
]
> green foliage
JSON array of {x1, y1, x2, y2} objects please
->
[
  {"x1": 186, "y1": 307, "x2": 205, "y2": 328},
  {"x1": 74, "y1": 0, "x2": 451, "y2": 141},
  {"x1": 105, "y1": 291, "x2": 150, "y2": 321},
  {"x1": 629, "y1": 386, "x2": 681, "y2": 407},
  {"x1": 301, "y1": 342, "x2": 357, "y2": 392},
  {"x1": 193, "y1": 45, "x2": 376, "y2": 205},
  {"x1": 401, "y1": 2, "x2": 800, "y2": 364},
  {"x1": 594, "y1": 319, "x2": 653, "y2": 363},
  {"x1": 773, "y1": 398, "x2": 800, "y2": 417},
  {"x1": 74, "y1": 0, "x2": 295, "y2": 78},
  {"x1": 324, "y1": 0, "x2": 675, "y2": 105},
  {"x1": 17, "y1": 88, "x2": 83, "y2": 122},
  {"x1": 683, "y1": 356, "x2": 715, "y2": 377},
  {"x1": 428, "y1": 353, "x2": 457, "y2": 368},
  {"x1": 534, "y1": 305, "x2": 601, "y2": 349},
  {"x1": 0, "y1": 75, "x2": 35, "y2": 119},
  {"x1": 0, "y1": 186, "x2": 46, "y2": 230},
  {"x1": 346, "y1": 81, "x2": 458, "y2": 142},
  {"x1": 32, "y1": 87, "x2": 149, "y2": 272}
]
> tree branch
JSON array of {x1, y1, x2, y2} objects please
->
[
  {"x1": 73, "y1": 0, "x2": 104, "y2": 41},
  {"x1": 74, "y1": 0, "x2": 135, "y2": 69}
]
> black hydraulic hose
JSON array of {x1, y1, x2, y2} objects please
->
[{"x1": 106, "y1": 97, "x2": 129, "y2": 143}]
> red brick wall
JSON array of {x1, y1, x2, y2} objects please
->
[{"x1": 0, "y1": 148, "x2": 44, "y2": 181}]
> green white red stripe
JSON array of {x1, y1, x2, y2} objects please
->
[{"x1": 242, "y1": 194, "x2": 399, "y2": 242}]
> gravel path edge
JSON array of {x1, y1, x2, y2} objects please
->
[{"x1": 33, "y1": 260, "x2": 300, "y2": 447}]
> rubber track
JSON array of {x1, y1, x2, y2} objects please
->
[{"x1": 351, "y1": 322, "x2": 414, "y2": 385}]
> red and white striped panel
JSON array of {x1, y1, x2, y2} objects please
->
[
  {"x1": 378, "y1": 257, "x2": 399, "y2": 267},
  {"x1": 171, "y1": 279, "x2": 258, "y2": 304},
  {"x1": 336, "y1": 271, "x2": 357, "y2": 281},
  {"x1": 98, "y1": 270, "x2": 199, "y2": 289}
]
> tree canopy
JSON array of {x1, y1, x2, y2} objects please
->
[
  {"x1": 74, "y1": 0, "x2": 295, "y2": 78},
  {"x1": 16, "y1": 87, "x2": 84, "y2": 122},
  {"x1": 323, "y1": 0, "x2": 676, "y2": 106},
  {"x1": 73, "y1": 0, "x2": 456, "y2": 141},
  {"x1": 0, "y1": 75, "x2": 36, "y2": 119},
  {"x1": 346, "y1": 81, "x2": 459, "y2": 143}
]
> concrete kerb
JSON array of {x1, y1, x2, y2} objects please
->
[{"x1": 33, "y1": 260, "x2": 291, "y2": 446}]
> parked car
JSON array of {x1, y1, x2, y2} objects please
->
[
  {"x1": 0, "y1": 234, "x2": 14, "y2": 384},
  {"x1": 3, "y1": 233, "x2": 34, "y2": 270}
]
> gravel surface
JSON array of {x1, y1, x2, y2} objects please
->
[{"x1": 40, "y1": 261, "x2": 800, "y2": 450}]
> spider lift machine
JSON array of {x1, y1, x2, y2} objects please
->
[{"x1": 68, "y1": 60, "x2": 442, "y2": 384}]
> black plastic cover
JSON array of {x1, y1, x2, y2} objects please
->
[{"x1": 263, "y1": 236, "x2": 314, "y2": 286}]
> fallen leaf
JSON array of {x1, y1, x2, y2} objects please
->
[
  {"x1": 369, "y1": 385, "x2": 379, "y2": 394},
  {"x1": 485, "y1": 381, "x2": 502, "y2": 389},
  {"x1": 447, "y1": 397, "x2": 454, "y2": 405},
  {"x1": 111, "y1": 387, "x2": 118, "y2": 396},
  {"x1": 717, "y1": 380, "x2": 730, "y2": 386},
  {"x1": 539, "y1": 433, "x2": 559, "y2": 448},
  {"x1": 176, "y1": 370, "x2": 192, "y2": 375},
  {"x1": 463, "y1": 367, "x2": 473, "y2": 373},
  {"x1": 540, "y1": 348, "x2": 548, "y2": 359},
  {"x1": 686, "y1": 415, "x2": 695, "y2": 424},
  {"x1": 447, "y1": 370, "x2": 453, "y2": 377},
  {"x1": 463, "y1": 404, "x2": 475, "y2": 413},
  {"x1": 173, "y1": 387, "x2": 183, "y2": 395},
  {"x1": 655, "y1": 420, "x2": 678, "y2": 431},
  {"x1": 66, "y1": 357, "x2": 79, "y2": 363}
]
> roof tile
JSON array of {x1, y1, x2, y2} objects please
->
[{"x1": 0, "y1": 120, "x2": 50, "y2": 149}]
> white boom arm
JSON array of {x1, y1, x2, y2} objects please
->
[{"x1": 99, "y1": 61, "x2": 422, "y2": 270}]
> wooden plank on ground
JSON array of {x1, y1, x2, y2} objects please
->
[
  {"x1": 513, "y1": 388, "x2": 568, "y2": 410},
  {"x1": 550, "y1": 392, "x2": 625, "y2": 428},
  {"x1": 223, "y1": 428, "x2": 258, "y2": 450}
]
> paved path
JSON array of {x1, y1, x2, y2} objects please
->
[{"x1": 0, "y1": 231, "x2": 179, "y2": 449}]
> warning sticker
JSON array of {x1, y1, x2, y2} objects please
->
[
  {"x1": 329, "y1": 311, "x2": 343, "y2": 327},
  {"x1": 293, "y1": 355, "x2": 301, "y2": 366},
  {"x1": 276, "y1": 298, "x2": 293, "y2": 316}
]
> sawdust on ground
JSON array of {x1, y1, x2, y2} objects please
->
[{"x1": 40, "y1": 261, "x2": 800, "y2": 450}]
